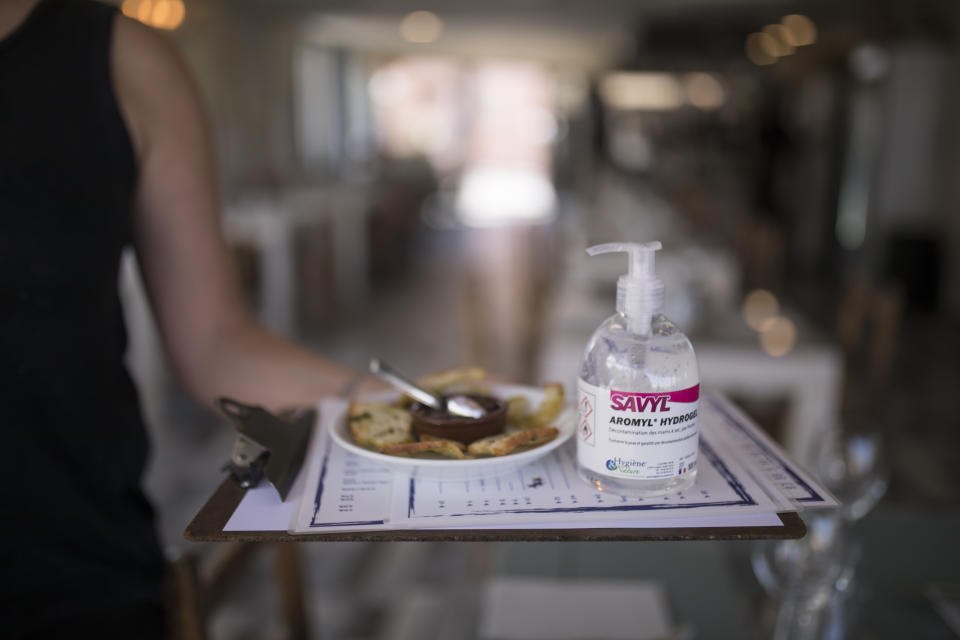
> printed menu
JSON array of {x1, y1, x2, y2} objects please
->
[{"x1": 274, "y1": 392, "x2": 835, "y2": 534}]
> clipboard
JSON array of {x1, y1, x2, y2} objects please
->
[
  {"x1": 184, "y1": 477, "x2": 807, "y2": 542},
  {"x1": 194, "y1": 392, "x2": 816, "y2": 542},
  {"x1": 218, "y1": 398, "x2": 314, "y2": 501}
]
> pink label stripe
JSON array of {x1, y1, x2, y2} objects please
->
[{"x1": 609, "y1": 384, "x2": 700, "y2": 403}]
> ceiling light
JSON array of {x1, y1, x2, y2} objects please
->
[
  {"x1": 121, "y1": 0, "x2": 185, "y2": 30},
  {"x1": 151, "y1": 0, "x2": 185, "y2": 30},
  {"x1": 455, "y1": 167, "x2": 557, "y2": 227},
  {"x1": 683, "y1": 73, "x2": 725, "y2": 110},
  {"x1": 781, "y1": 14, "x2": 817, "y2": 47},
  {"x1": 121, "y1": 0, "x2": 146, "y2": 20},
  {"x1": 849, "y1": 44, "x2": 890, "y2": 82},
  {"x1": 742, "y1": 289, "x2": 779, "y2": 331},
  {"x1": 763, "y1": 24, "x2": 795, "y2": 56},
  {"x1": 759, "y1": 316, "x2": 797, "y2": 357},
  {"x1": 599, "y1": 72, "x2": 684, "y2": 111},
  {"x1": 400, "y1": 11, "x2": 444, "y2": 44},
  {"x1": 745, "y1": 33, "x2": 778, "y2": 66}
]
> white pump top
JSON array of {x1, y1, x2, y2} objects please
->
[{"x1": 586, "y1": 241, "x2": 664, "y2": 334}]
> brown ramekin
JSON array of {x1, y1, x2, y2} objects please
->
[{"x1": 409, "y1": 395, "x2": 507, "y2": 446}]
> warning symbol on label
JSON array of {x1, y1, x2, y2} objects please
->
[
  {"x1": 579, "y1": 395, "x2": 593, "y2": 419},
  {"x1": 579, "y1": 419, "x2": 593, "y2": 442},
  {"x1": 579, "y1": 393, "x2": 596, "y2": 446}
]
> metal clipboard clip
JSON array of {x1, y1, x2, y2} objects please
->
[{"x1": 218, "y1": 397, "x2": 315, "y2": 501}]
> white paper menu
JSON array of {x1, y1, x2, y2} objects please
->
[
  {"x1": 279, "y1": 393, "x2": 827, "y2": 534},
  {"x1": 388, "y1": 436, "x2": 778, "y2": 529},
  {"x1": 224, "y1": 392, "x2": 837, "y2": 534},
  {"x1": 700, "y1": 394, "x2": 840, "y2": 510},
  {"x1": 288, "y1": 399, "x2": 394, "y2": 533}
]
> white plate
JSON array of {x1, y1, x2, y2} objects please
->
[{"x1": 328, "y1": 383, "x2": 576, "y2": 480}]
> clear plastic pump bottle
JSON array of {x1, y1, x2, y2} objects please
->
[{"x1": 576, "y1": 242, "x2": 701, "y2": 497}]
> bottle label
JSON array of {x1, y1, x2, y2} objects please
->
[{"x1": 577, "y1": 380, "x2": 700, "y2": 481}]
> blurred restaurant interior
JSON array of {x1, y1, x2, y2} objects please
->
[{"x1": 104, "y1": 0, "x2": 960, "y2": 637}]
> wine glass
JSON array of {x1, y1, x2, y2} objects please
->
[
  {"x1": 814, "y1": 430, "x2": 889, "y2": 523},
  {"x1": 751, "y1": 429, "x2": 888, "y2": 638}
]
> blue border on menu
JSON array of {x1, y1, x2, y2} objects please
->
[
  {"x1": 705, "y1": 394, "x2": 823, "y2": 503},
  {"x1": 406, "y1": 437, "x2": 758, "y2": 519},
  {"x1": 310, "y1": 433, "x2": 385, "y2": 528}
]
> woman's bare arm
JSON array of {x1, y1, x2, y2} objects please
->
[{"x1": 112, "y1": 15, "x2": 357, "y2": 411}]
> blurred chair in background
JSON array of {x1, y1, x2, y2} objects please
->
[
  {"x1": 835, "y1": 270, "x2": 903, "y2": 421},
  {"x1": 167, "y1": 543, "x2": 308, "y2": 640},
  {"x1": 461, "y1": 225, "x2": 557, "y2": 383}
]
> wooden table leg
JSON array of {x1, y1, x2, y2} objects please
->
[
  {"x1": 167, "y1": 552, "x2": 206, "y2": 640},
  {"x1": 275, "y1": 542, "x2": 310, "y2": 640}
]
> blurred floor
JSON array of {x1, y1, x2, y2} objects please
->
[{"x1": 139, "y1": 223, "x2": 960, "y2": 639}]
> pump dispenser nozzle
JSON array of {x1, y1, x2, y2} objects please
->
[{"x1": 586, "y1": 242, "x2": 664, "y2": 335}]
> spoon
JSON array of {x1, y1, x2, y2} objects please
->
[{"x1": 368, "y1": 358, "x2": 486, "y2": 419}]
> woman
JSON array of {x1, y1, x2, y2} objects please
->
[{"x1": 0, "y1": 0, "x2": 357, "y2": 635}]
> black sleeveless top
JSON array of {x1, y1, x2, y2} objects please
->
[{"x1": 0, "y1": 0, "x2": 164, "y2": 630}]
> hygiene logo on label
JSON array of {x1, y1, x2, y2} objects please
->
[{"x1": 604, "y1": 458, "x2": 647, "y2": 474}]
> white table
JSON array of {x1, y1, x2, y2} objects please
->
[{"x1": 223, "y1": 185, "x2": 371, "y2": 335}]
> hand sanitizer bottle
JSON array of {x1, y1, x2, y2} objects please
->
[{"x1": 576, "y1": 242, "x2": 700, "y2": 497}]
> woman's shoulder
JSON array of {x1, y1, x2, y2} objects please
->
[{"x1": 111, "y1": 10, "x2": 204, "y2": 160}]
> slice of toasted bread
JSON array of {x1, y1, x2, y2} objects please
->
[
  {"x1": 418, "y1": 433, "x2": 467, "y2": 450},
  {"x1": 505, "y1": 395, "x2": 529, "y2": 422},
  {"x1": 348, "y1": 402, "x2": 413, "y2": 451},
  {"x1": 397, "y1": 366, "x2": 487, "y2": 406},
  {"x1": 417, "y1": 366, "x2": 485, "y2": 397},
  {"x1": 381, "y1": 439, "x2": 470, "y2": 459},
  {"x1": 418, "y1": 366, "x2": 485, "y2": 391},
  {"x1": 444, "y1": 382, "x2": 493, "y2": 397},
  {"x1": 509, "y1": 383, "x2": 565, "y2": 429},
  {"x1": 467, "y1": 426, "x2": 560, "y2": 457}
]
